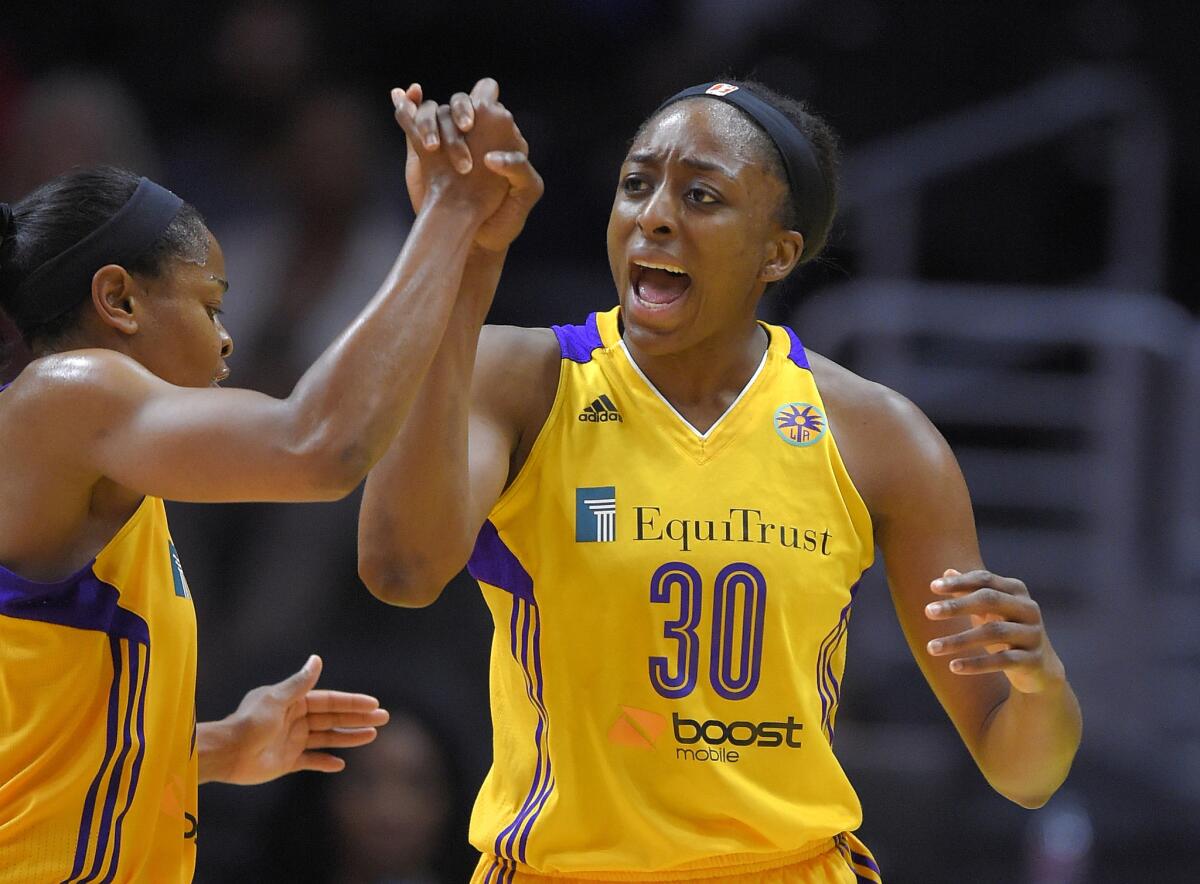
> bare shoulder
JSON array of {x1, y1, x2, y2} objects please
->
[
  {"x1": 807, "y1": 350, "x2": 960, "y2": 518},
  {"x1": 475, "y1": 324, "x2": 561, "y2": 446},
  {"x1": 1, "y1": 349, "x2": 158, "y2": 438}
]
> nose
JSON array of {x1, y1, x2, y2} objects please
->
[
  {"x1": 217, "y1": 318, "x2": 234, "y2": 358},
  {"x1": 636, "y1": 183, "x2": 676, "y2": 238}
]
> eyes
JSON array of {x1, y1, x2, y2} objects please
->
[
  {"x1": 620, "y1": 174, "x2": 721, "y2": 207},
  {"x1": 206, "y1": 305, "x2": 224, "y2": 321}
]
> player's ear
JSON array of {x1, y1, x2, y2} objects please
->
[
  {"x1": 91, "y1": 265, "x2": 139, "y2": 335},
  {"x1": 759, "y1": 230, "x2": 803, "y2": 284}
]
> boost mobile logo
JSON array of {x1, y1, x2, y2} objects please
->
[{"x1": 672, "y1": 712, "x2": 803, "y2": 763}]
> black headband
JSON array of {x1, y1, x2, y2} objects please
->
[
  {"x1": 654, "y1": 82, "x2": 829, "y2": 257},
  {"x1": 14, "y1": 177, "x2": 183, "y2": 325}
]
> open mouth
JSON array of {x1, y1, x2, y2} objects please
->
[{"x1": 630, "y1": 260, "x2": 692, "y2": 309}]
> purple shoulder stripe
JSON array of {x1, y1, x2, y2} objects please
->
[
  {"x1": 467, "y1": 520, "x2": 535, "y2": 604},
  {"x1": 551, "y1": 312, "x2": 602, "y2": 364},
  {"x1": 782, "y1": 325, "x2": 811, "y2": 369},
  {"x1": 0, "y1": 563, "x2": 150, "y2": 643}
]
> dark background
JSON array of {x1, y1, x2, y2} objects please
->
[{"x1": 3, "y1": 1, "x2": 1199, "y2": 882}]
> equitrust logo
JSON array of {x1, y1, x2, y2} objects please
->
[
  {"x1": 576, "y1": 486, "x2": 617, "y2": 542},
  {"x1": 608, "y1": 706, "x2": 804, "y2": 764}
]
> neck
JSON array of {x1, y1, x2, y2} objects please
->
[{"x1": 622, "y1": 318, "x2": 769, "y2": 433}]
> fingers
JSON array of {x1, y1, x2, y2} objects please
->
[
  {"x1": 415, "y1": 98, "x2": 441, "y2": 150},
  {"x1": 306, "y1": 727, "x2": 379, "y2": 750},
  {"x1": 470, "y1": 77, "x2": 499, "y2": 104},
  {"x1": 936, "y1": 648, "x2": 1039, "y2": 675},
  {"x1": 927, "y1": 621, "x2": 1041, "y2": 657},
  {"x1": 391, "y1": 85, "x2": 421, "y2": 146},
  {"x1": 450, "y1": 91, "x2": 474, "y2": 132},
  {"x1": 930, "y1": 569, "x2": 1030, "y2": 599},
  {"x1": 304, "y1": 689, "x2": 385, "y2": 715},
  {"x1": 925, "y1": 586, "x2": 1041, "y2": 624},
  {"x1": 302, "y1": 707, "x2": 390, "y2": 732},
  {"x1": 293, "y1": 751, "x2": 347, "y2": 774},
  {"x1": 438, "y1": 104, "x2": 472, "y2": 173}
]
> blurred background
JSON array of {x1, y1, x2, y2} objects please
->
[{"x1": 3, "y1": 1, "x2": 1199, "y2": 881}]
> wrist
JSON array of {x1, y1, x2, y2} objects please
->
[
  {"x1": 421, "y1": 187, "x2": 490, "y2": 224},
  {"x1": 196, "y1": 717, "x2": 241, "y2": 784}
]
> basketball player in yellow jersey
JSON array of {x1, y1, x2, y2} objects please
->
[
  {"x1": 360, "y1": 80, "x2": 1082, "y2": 882},
  {"x1": 0, "y1": 82, "x2": 537, "y2": 882}
]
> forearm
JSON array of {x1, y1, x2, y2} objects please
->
[
  {"x1": 196, "y1": 719, "x2": 239, "y2": 785},
  {"x1": 280, "y1": 199, "x2": 484, "y2": 487},
  {"x1": 975, "y1": 660, "x2": 1082, "y2": 808},
  {"x1": 358, "y1": 249, "x2": 504, "y2": 603}
]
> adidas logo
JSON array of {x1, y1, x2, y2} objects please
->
[{"x1": 579, "y1": 394, "x2": 623, "y2": 423}]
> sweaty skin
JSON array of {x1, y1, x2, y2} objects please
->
[
  {"x1": 359, "y1": 96, "x2": 1080, "y2": 810},
  {"x1": 0, "y1": 84, "x2": 529, "y2": 784}
]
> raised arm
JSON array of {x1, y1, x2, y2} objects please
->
[
  {"x1": 358, "y1": 81, "x2": 552, "y2": 606},
  {"x1": 825, "y1": 364, "x2": 1082, "y2": 808},
  {"x1": 3, "y1": 86, "x2": 525, "y2": 506}
]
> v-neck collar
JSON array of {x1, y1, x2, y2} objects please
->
[{"x1": 617, "y1": 339, "x2": 769, "y2": 441}]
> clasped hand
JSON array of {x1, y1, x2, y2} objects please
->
[{"x1": 392, "y1": 78, "x2": 544, "y2": 253}]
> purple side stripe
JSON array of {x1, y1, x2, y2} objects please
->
[
  {"x1": 782, "y1": 325, "x2": 811, "y2": 370},
  {"x1": 498, "y1": 601, "x2": 546, "y2": 859},
  {"x1": 551, "y1": 312, "x2": 602, "y2": 364},
  {"x1": 103, "y1": 643, "x2": 151, "y2": 882},
  {"x1": 80, "y1": 641, "x2": 140, "y2": 882},
  {"x1": 816, "y1": 583, "x2": 859, "y2": 742},
  {"x1": 468, "y1": 521, "x2": 534, "y2": 604},
  {"x1": 516, "y1": 602, "x2": 554, "y2": 859},
  {"x1": 851, "y1": 851, "x2": 883, "y2": 875},
  {"x1": 66, "y1": 639, "x2": 123, "y2": 881},
  {"x1": 0, "y1": 563, "x2": 149, "y2": 644},
  {"x1": 492, "y1": 594, "x2": 555, "y2": 867}
]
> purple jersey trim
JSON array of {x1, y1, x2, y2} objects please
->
[
  {"x1": 0, "y1": 562, "x2": 150, "y2": 644},
  {"x1": 852, "y1": 851, "x2": 883, "y2": 876},
  {"x1": 551, "y1": 312, "x2": 602, "y2": 364},
  {"x1": 782, "y1": 325, "x2": 811, "y2": 370},
  {"x1": 816, "y1": 582, "x2": 859, "y2": 743},
  {"x1": 468, "y1": 521, "x2": 535, "y2": 604},
  {"x1": 67, "y1": 638, "x2": 124, "y2": 881},
  {"x1": 105, "y1": 643, "x2": 151, "y2": 880}
]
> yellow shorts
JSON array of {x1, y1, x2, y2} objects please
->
[{"x1": 472, "y1": 833, "x2": 882, "y2": 884}]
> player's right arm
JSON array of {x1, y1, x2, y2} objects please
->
[
  {"x1": 358, "y1": 322, "x2": 559, "y2": 607},
  {"x1": 358, "y1": 81, "x2": 554, "y2": 607},
  {"x1": 1, "y1": 89, "x2": 525, "y2": 505}
]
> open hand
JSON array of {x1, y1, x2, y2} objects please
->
[
  {"x1": 924, "y1": 569, "x2": 1066, "y2": 694},
  {"x1": 213, "y1": 655, "x2": 389, "y2": 785}
]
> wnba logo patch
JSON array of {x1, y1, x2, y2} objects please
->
[
  {"x1": 576, "y1": 486, "x2": 616, "y2": 542},
  {"x1": 774, "y1": 402, "x2": 826, "y2": 447}
]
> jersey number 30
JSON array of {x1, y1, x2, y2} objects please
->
[{"x1": 648, "y1": 561, "x2": 766, "y2": 701}]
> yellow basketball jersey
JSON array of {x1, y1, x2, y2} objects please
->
[
  {"x1": 0, "y1": 495, "x2": 198, "y2": 883},
  {"x1": 467, "y1": 307, "x2": 879, "y2": 881}
]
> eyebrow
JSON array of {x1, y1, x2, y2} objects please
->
[
  {"x1": 209, "y1": 275, "x2": 230, "y2": 293},
  {"x1": 625, "y1": 150, "x2": 737, "y2": 179}
]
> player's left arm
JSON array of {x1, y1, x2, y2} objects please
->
[
  {"x1": 196, "y1": 656, "x2": 389, "y2": 785},
  {"x1": 833, "y1": 374, "x2": 1081, "y2": 808}
]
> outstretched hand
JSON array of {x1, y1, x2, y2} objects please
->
[
  {"x1": 924, "y1": 569, "x2": 1067, "y2": 694},
  {"x1": 204, "y1": 655, "x2": 389, "y2": 786},
  {"x1": 394, "y1": 79, "x2": 543, "y2": 253}
]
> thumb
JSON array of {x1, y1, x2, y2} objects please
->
[
  {"x1": 483, "y1": 152, "x2": 543, "y2": 199},
  {"x1": 277, "y1": 654, "x2": 322, "y2": 699},
  {"x1": 943, "y1": 569, "x2": 961, "y2": 578}
]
